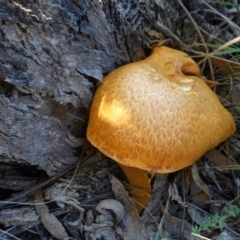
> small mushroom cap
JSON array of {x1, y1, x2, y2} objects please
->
[{"x1": 87, "y1": 46, "x2": 236, "y2": 173}]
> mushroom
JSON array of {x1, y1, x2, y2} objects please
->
[{"x1": 87, "y1": 46, "x2": 236, "y2": 212}]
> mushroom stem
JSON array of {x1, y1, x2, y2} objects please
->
[{"x1": 118, "y1": 163, "x2": 151, "y2": 213}]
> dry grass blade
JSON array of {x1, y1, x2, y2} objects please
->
[
  {"x1": 176, "y1": 0, "x2": 215, "y2": 81},
  {"x1": 199, "y1": 36, "x2": 240, "y2": 65},
  {"x1": 200, "y1": 0, "x2": 240, "y2": 36}
]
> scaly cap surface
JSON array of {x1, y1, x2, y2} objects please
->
[{"x1": 87, "y1": 46, "x2": 236, "y2": 173}]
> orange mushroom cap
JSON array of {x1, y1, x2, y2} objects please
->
[{"x1": 87, "y1": 46, "x2": 236, "y2": 174}]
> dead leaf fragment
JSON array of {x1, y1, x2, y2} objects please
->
[
  {"x1": 204, "y1": 162, "x2": 222, "y2": 190},
  {"x1": 95, "y1": 199, "x2": 124, "y2": 224},
  {"x1": 188, "y1": 192, "x2": 209, "y2": 202},
  {"x1": 217, "y1": 229, "x2": 240, "y2": 240},
  {"x1": 168, "y1": 182, "x2": 182, "y2": 202},
  {"x1": 191, "y1": 163, "x2": 210, "y2": 197},
  {"x1": 44, "y1": 182, "x2": 84, "y2": 212},
  {"x1": 210, "y1": 56, "x2": 240, "y2": 75},
  {"x1": 163, "y1": 212, "x2": 195, "y2": 240},
  {"x1": 205, "y1": 149, "x2": 239, "y2": 172},
  {"x1": 187, "y1": 205, "x2": 210, "y2": 226},
  {"x1": 109, "y1": 174, "x2": 147, "y2": 240},
  {"x1": 34, "y1": 188, "x2": 68, "y2": 240}
]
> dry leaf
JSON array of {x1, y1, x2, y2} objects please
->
[
  {"x1": 44, "y1": 182, "x2": 84, "y2": 212},
  {"x1": 94, "y1": 227, "x2": 118, "y2": 240},
  {"x1": 34, "y1": 188, "x2": 68, "y2": 239},
  {"x1": 187, "y1": 205, "x2": 210, "y2": 226},
  {"x1": 188, "y1": 192, "x2": 209, "y2": 202},
  {"x1": 210, "y1": 56, "x2": 240, "y2": 75},
  {"x1": 163, "y1": 212, "x2": 199, "y2": 240},
  {"x1": 205, "y1": 149, "x2": 239, "y2": 172},
  {"x1": 95, "y1": 199, "x2": 124, "y2": 224},
  {"x1": 168, "y1": 183, "x2": 182, "y2": 202},
  {"x1": 204, "y1": 162, "x2": 222, "y2": 190},
  {"x1": 217, "y1": 229, "x2": 240, "y2": 240},
  {"x1": 191, "y1": 164, "x2": 210, "y2": 197},
  {"x1": 141, "y1": 173, "x2": 168, "y2": 221},
  {"x1": 109, "y1": 174, "x2": 147, "y2": 240}
]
